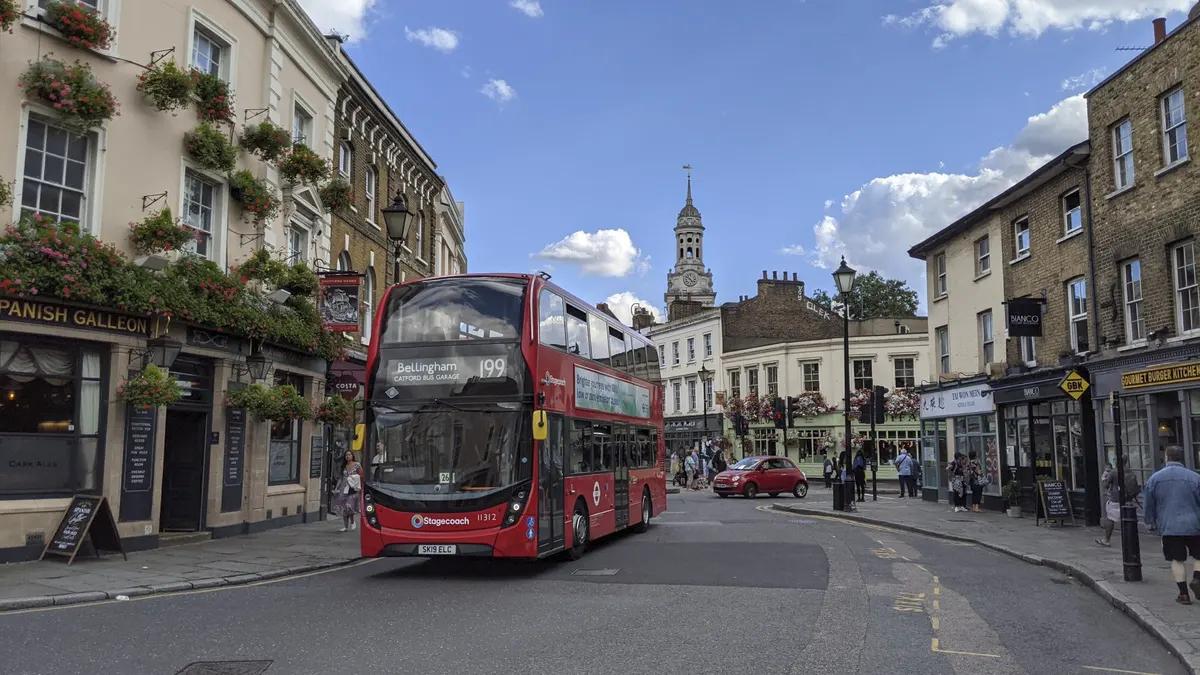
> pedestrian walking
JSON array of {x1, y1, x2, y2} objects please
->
[
  {"x1": 894, "y1": 447, "x2": 916, "y2": 498},
  {"x1": 685, "y1": 449, "x2": 700, "y2": 490},
  {"x1": 1142, "y1": 446, "x2": 1200, "y2": 604},
  {"x1": 333, "y1": 449, "x2": 364, "y2": 532},
  {"x1": 853, "y1": 450, "x2": 867, "y2": 501},
  {"x1": 1096, "y1": 460, "x2": 1140, "y2": 547},
  {"x1": 713, "y1": 446, "x2": 728, "y2": 473},
  {"x1": 967, "y1": 450, "x2": 985, "y2": 512},
  {"x1": 822, "y1": 453, "x2": 834, "y2": 489},
  {"x1": 947, "y1": 452, "x2": 967, "y2": 513}
]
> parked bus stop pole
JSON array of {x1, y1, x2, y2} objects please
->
[{"x1": 1110, "y1": 392, "x2": 1142, "y2": 582}]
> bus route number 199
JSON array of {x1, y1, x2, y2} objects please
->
[{"x1": 479, "y1": 358, "x2": 506, "y2": 379}]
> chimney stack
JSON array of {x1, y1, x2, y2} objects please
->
[{"x1": 1154, "y1": 17, "x2": 1167, "y2": 44}]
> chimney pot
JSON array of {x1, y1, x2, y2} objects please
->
[
  {"x1": 762, "y1": 270, "x2": 767, "y2": 279},
  {"x1": 1154, "y1": 17, "x2": 1167, "y2": 44},
  {"x1": 772, "y1": 271, "x2": 778, "y2": 280},
  {"x1": 792, "y1": 272, "x2": 798, "y2": 281}
]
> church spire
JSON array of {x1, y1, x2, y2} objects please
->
[
  {"x1": 684, "y1": 164, "x2": 693, "y2": 205},
  {"x1": 677, "y1": 164, "x2": 701, "y2": 220}
]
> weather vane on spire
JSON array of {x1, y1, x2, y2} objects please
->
[{"x1": 682, "y1": 164, "x2": 693, "y2": 203}]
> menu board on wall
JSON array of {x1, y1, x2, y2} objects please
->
[
  {"x1": 221, "y1": 407, "x2": 246, "y2": 513},
  {"x1": 310, "y1": 435, "x2": 325, "y2": 479},
  {"x1": 119, "y1": 404, "x2": 157, "y2": 522}
]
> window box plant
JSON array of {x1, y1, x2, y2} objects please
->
[
  {"x1": 1002, "y1": 480, "x2": 1022, "y2": 517},
  {"x1": 315, "y1": 395, "x2": 354, "y2": 426},
  {"x1": 191, "y1": 69, "x2": 234, "y2": 123},
  {"x1": 240, "y1": 121, "x2": 292, "y2": 163},
  {"x1": 44, "y1": 0, "x2": 114, "y2": 51},
  {"x1": 228, "y1": 170, "x2": 280, "y2": 224},
  {"x1": 184, "y1": 121, "x2": 238, "y2": 173},
  {"x1": 19, "y1": 57, "x2": 118, "y2": 131},
  {"x1": 279, "y1": 143, "x2": 329, "y2": 185},
  {"x1": 129, "y1": 208, "x2": 193, "y2": 255},
  {"x1": 136, "y1": 60, "x2": 193, "y2": 112},
  {"x1": 1, "y1": 0, "x2": 19, "y2": 32},
  {"x1": 793, "y1": 391, "x2": 835, "y2": 418},
  {"x1": 318, "y1": 177, "x2": 352, "y2": 213},
  {"x1": 117, "y1": 364, "x2": 181, "y2": 408}
]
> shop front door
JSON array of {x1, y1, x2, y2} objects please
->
[{"x1": 161, "y1": 410, "x2": 210, "y2": 531}]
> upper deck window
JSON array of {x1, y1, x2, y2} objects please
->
[{"x1": 382, "y1": 278, "x2": 525, "y2": 343}]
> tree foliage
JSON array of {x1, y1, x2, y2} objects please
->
[{"x1": 807, "y1": 271, "x2": 918, "y2": 320}]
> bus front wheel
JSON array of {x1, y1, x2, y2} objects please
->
[
  {"x1": 569, "y1": 501, "x2": 588, "y2": 560},
  {"x1": 633, "y1": 490, "x2": 651, "y2": 533}
]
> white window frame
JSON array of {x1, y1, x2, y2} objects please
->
[
  {"x1": 1067, "y1": 277, "x2": 1089, "y2": 354},
  {"x1": 338, "y1": 141, "x2": 353, "y2": 178},
  {"x1": 974, "y1": 235, "x2": 990, "y2": 276},
  {"x1": 978, "y1": 310, "x2": 994, "y2": 368},
  {"x1": 703, "y1": 378, "x2": 713, "y2": 411},
  {"x1": 1174, "y1": 241, "x2": 1200, "y2": 335},
  {"x1": 32, "y1": 0, "x2": 120, "y2": 55},
  {"x1": 894, "y1": 357, "x2": 915, "y2": 389},
  {"x1": 658, "y1": 345, "x2": 666, "y2": 368},
  {"x1": 414, "y1": 211, "x2": 425, "y2": 261},
  {"x1": 1123, "y1": 258, "x2": 1145, "y2": 344},
  {"x1": 1019, "y1": 336, "x2": 1037, "y2": 367},
  {"x1": 17, "y1": 112, "x2": 97, "y2": 231},
  {"x1": 687, "y1": 378, "x2": 697, "y2": 412},
  {"x1": 727, "y1": 369, "x2": 740, "y2": 399},
  {"x1": 672, "y1": 341, "x2": 680, "y2": 366},
  {"x1": 746, "y1": 367, "x2": 759, "y2": 396},
  {"x1": 672, "y1": 380, "x2": 682, "y2": 413},
  {"x1": 180, "y1": 167, "x2": 220, "y2": 261},
  {"x1": 934, "y1": 252, "x2": 947, "y2": 297},
  {"x1": 802, "y1": 362, "x2": 820, "y2": 392},
  {"x1": 362, "y1": 266, "x2": 375, "y2": 344},
  {"x1": 1013, "y1": 217, "x2": 1030, "y2": 258},
  {"x1": 177, "y1": 160, "x2": 226, "y2": 268},
  {"x1": 852, "y1": 359, "x2": 873, "y2": 390},
  {"x1": 364, "y1": 166, "x2": 377, "y2": 226},
  {"x1": 686, "y1": 337, "x2": 695, "y2": 363},
  {"x1": 292, "y1": 97, "x2": 315, "y2": 146},
  {"x1": 766, "y1": 364, "x2": 778, "y2": 397},
  {"x1": 1062, "y1": 189, "x2": 1083, "y2": 236},
  {"x1": 703, "y1": 332, "x2": 712, "y2": 357},
  {"x1": 936, "y1": 326, "x2": 950, "y2": 375},
  {"x1": 1162, "y1": 87, "x2": 1189, "y2": 167},
  {"x1": 1113, "y1": 118, "x2": 1134, "y2": 191},
  {"x1": 187, "y1": 10, "x2": 237, "y2": 87},
  {"x1": 288, "y1": 222, "x2": 309, "y2": 265}
]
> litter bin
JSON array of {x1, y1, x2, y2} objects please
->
[{"x1": 832, "y1": 482, "x2": 848, "y2": 511}]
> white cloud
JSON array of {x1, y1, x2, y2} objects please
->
[
  {"x1": 888, "y1": 1, "x2": 1191, "y2": 46},
  {"x1": 1061, "y1": 67, "x2": 1108, "y2": 91},
  {"x1": 780, "y1": 244, "x2": 807, "y2": 256},
  {"x1": 295, "y1": 0, "x2": 376, "y2": 40},
  {"x1": 510, "y1": 0, "x2": 544, "y2": 18},
  {"x1": 534, "y1": 229, "x2": 647, "y2": 277},
  {"x1": 404, "y1": 26, "x2": 459, "y2": 53},
  {"x1": 480, "y1": 78, "x2": 518, "y2": 103},
  {"x1": 603, "y1": 292, "x2": 662, "y2": 326},
  {"x1": 809, "y1": 95, "x2": 1087, "y2": 303}
]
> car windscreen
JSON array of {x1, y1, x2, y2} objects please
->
[{"x1": 730, "y1": 458, "x2": 759, "y2": 470}]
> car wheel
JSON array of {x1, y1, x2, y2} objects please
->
[
  {"x1": 743, "y1": 483, "x2": 758, "y2": 499},
  {"x1": 793, "y1": 482, "x2": 808, "y2": 499},
  {"x1": 568, "y1": 501, "x2": 588, "y2": 560},
  {"x1": 633, "y1": 490, "x2": 651, "y2": 533}
]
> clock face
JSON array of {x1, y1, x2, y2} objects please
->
[{"x1": 683, "y1": 272, "x2": 699, "y2": 287}]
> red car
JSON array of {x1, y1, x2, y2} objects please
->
[{"x1": 712, "y1": 456, "x2": 808, "y2": 499}]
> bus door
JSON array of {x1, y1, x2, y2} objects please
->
[
  {"x1": 613, "y1": 424, "x2": 630, "y2": 529},
  {"x1": 538, "y1": 415, "x2": 566, "y2": 554}
]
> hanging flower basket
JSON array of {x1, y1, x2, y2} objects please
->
[
  {"x1": 191, "y1": 69, "x2": 234, "y2": 123},
  {"x1": 279, "y1": 143, "x2": 329, "y2": 185},
  {"x1": 136, "y1": 59, "x2": 193, "y2": 112},
  {"x1": 848, "y1": 388, "x2": 872, "y2": 419},
  {"x1": 843, "y1": 433, "x2": 867, "y2": 452},
  {"x1": 884, "y1": 387, "x2": 920, "y2": 420},
  {"x1": 281, "y1": 262, "x2": 318, "y2": 297},
  {"x1": 184, "y1": 121, "x2": 238, "y2": 173},
  {"x1": 227, "y1": 383, "x2": 311, "y2": 422},
  {"x1": 117, "y1": 364, "x2": 181, "y2": 408},
  {"x1": 0, "y1": 178, "x2": 12, "y2": 209},
  {"x1": 1, "y1": 0, "x2": 19, "y2": 33},
  {"x1": 19, "y1": 58, "x2": 118, "y2": 131},
  {"x1": 318, "y1": 177, "x2": 352, "y2": 213},
  {"x1": 44, "y1": 0, "x2": 114, "y2": 51},
  {"x1": 129, "y1": 208, "x2": 193, "y2": 255},
  {"x1": 236, "y1": 248, "x2": 287, "y2": 285},
  {"x1": 240, "y1": 121, "x2": 292, "y2": 163},
  {"x1": 793, "y1": 391, "x2": 836, "y2": 418},
  {"x1": 315, "y1": 396, "x2": 355, "y2": 426},
  {"x1": 228, "y1": 170, "x2": 280, "y2": 224}
]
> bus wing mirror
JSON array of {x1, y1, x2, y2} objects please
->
[
  {"x1": 532, "y1": 410, "x2": 548, "y2": 441},
  {"x1": 352, "y1": 423, "x2": 366, "y2": 452}
]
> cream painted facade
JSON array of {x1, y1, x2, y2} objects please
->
[
  {"x1": 645, "y1": 309, "x2": 723, "y2": 452},
  {"x1": 435, "y1": 185, "x2": 467, "y2": 276}
]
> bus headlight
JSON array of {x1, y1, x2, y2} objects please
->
[{"x1": 502, "y1": 485, "x2": 531, "y2": 528}]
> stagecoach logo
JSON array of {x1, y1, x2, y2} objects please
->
[
  {"x1": 411, "y1": 514, "x2": 471, "y2": 529},
  {"x1": 541, "y1": 372, "x2": 567, "y2": 387},
  {"x1": 592, "y1": 481, "x2": 601, "y2": 507},
  {"x1": 412, "y1": 514, "x2": 424, "y2": 528}
]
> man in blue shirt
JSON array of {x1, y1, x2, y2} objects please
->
[
  {"x1": 1143, "y1": 445, "x2": 1200, "y2": 605},
  {"x1": 894, "y1": 447, "x2": 916, "y2": 498}
]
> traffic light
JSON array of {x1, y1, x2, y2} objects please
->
[
  {"x1": 873, "y1": 385, "x2": 888, "y2": 423},
  {"x1": 858, "y1": 395, "x2": 874, "y2": 425},
  {"x1": 786, "y1": 396, "x2": 799, "y2": 429},
  {"x1": 773, "y1": 397, "x2": 786, "y2": 429}
]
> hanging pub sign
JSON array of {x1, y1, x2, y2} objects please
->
[
  {"x1": 318, "y1": 272, "x2": 362, "y2": 332},
  {"x1": 1006, "y1": 297, "x2": 1043, "y2": 337}
]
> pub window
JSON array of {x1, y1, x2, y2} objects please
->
[
  {"x1": 565, "y1": 303, "x2": 590, "y2": 357},
  {"x1": 268, "y1": 371, "x2": 305, "y2": 485},
  {"x1": 802, "y1": 362, "x2": 820, "y2": 392},
  {"x1": 746, "y1": 367, "x2": 759, "y2": 396},
  {"x1": 22, "y1": 116, "x2": 92, "y2": 229},
  {"x1": 894, "y1": 357, "x2": 915, "y2": 389},
  {"x1": 766, "y1": 364, "x2": 778, "y2": 397},
  {"x1": 852, "y1": 359, "x2": 873, "y2": 390},
  {"x1": 0, "y1": 339, "x2": 104, "y2": 495}
]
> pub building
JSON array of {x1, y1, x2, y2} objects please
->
[
  {"x1": 916, "y1": 377, "x2": 1001, "y2": 506},
  {"x1": 0, "y1": 296, "x2": 327, "y2": 562}
]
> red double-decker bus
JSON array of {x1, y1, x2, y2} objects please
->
[{"x1": 357, "y1": 273, "x2": 666, "y2": 560}]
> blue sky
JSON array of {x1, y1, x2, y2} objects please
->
[{"x1": 299, "y1": 0, "x2": 1194, "y2": 322}]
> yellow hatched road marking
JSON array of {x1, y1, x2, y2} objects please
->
[{"x1": 1081, "y1": 667, "x2": 1161, "y2": 675}]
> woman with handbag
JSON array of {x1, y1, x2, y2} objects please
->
[
  {"x1": 947, "y1": 453, "x2": 967, "y2": 513},
  {"x1": 334, "y1": 449, "x2": 365, "y2": 532},
  {"x1": 967, "y1": 450, "x2": 985, "y2": 512}
]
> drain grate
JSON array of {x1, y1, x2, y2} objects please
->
[
  {"x1": 571, "y1": 568, "x2": 620, "y2": 576},
  {"x1": 176, "y1": 661, "x2": 273, "y2": 675}
]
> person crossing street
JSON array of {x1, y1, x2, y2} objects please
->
[{"x1": 1143, "y1": 445, "x2": 1200, "y2": 605}]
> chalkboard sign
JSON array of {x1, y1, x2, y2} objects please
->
[
  {"x1": 1037, "y1": 479, "x2": 1076, "y2": 526},
  {"x1": 221, "y1": 407, "x2": 246, "y2": 513},
  {"x1": 41, "y1": 496, "x2": 126, "y2": 565},
  {"x1": 119, "y1": 404, "x2": 157, "y2": 522},
  {"x1": 310, "y1": 435, "x2": 325, "y2": 480}
]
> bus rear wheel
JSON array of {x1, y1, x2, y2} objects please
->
[
  {"x1": 568, "y1": 502, "x2": 588, "y2": 560},
  {"x1": 633, "y1": 490, "x2": 651, "y2": 533}
]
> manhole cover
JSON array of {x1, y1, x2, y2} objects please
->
[
  {"x1": 571, "y1": 568, "x2": 620, "y2": 576},
  {"x1": 176, "y1": 661, "x2": 272, "y2": 675}
]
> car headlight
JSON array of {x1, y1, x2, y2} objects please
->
[{"x1": 731, "y1": 476, "x2": 741, "y2": 484}]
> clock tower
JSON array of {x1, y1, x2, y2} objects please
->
[{"x1": 665, "y1": 170, "x2": 716, "y2": 320}]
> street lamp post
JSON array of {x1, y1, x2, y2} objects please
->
[
  {"x1": 699, "y1": 363, "x2": 713, "y2": 444},
  {"x1": 833, "y1": 257, "x2": 857, "y2": 512},
  {"x1": 381, "y1": 191, "x2": 416, "y2": 285}
]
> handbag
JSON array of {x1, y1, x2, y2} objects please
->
[{"x1": 346, "y1": 472, "x2": 361, "y2": 494}]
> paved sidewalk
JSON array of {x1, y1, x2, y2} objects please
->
[
  {"x1": 0, "y1": 519, "x2": 361, "y2": 611},
  {"x1": 774, "y1": 492, "x2": 1200, "y2": 674}
]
